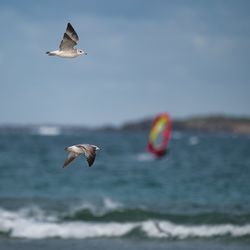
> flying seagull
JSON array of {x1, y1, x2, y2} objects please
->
[
  {"x1": 63, "y1": 144, "x2": 99, "y2": 168},
  {"x1": 46, "y1": 23, "x2": 87, "y2": 58}
]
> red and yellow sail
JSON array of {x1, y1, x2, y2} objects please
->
[{"x1": 147, "y1": 113, "x2": 171, "y2": 157}]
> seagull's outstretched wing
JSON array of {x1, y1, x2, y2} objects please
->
[
  {"x1": 66, "y1": 23, "x2": 79, "y2": 43},
  {"x1": 59, "y1": 32, "x2": 77, "y2": 51},
  {"x1": 63, "y1": 152, "x2": 78, "y2": 168},
  {"x1": 78, "y1": 144, "x2": 98, "y2": 167}
]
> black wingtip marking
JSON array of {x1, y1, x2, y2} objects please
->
[
  {"x1": 86, "y1": 147, "x2": 97, "y2": 167},
  {"x1": 66, "y1": 23, "x2": 79, "y2": 41},
  {"x1": 87, "y1": 155, "x2": 95, "y2": 167}
]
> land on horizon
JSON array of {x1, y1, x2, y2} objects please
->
[{"x1": 1, "y1": 114, "x2": 250, "y2": 135}]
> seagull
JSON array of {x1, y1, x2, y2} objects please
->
[
  {"x1": 46, "y1": 23, "x2": 87, "y2": 58},
  {"x1": 63, "y1": 144, "x2": 99, "y2": 168}
]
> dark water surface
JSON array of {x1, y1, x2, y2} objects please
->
[{"x1": 0, "y1": 130, "x2": 249, "y2": 249}]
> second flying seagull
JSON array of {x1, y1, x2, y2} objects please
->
[
  {"x1": 63, "y1": 144, "x2": 99, "y2": 168},
  {"x1": 46, "y1": 23, "x2": 87, "y2": 58}
]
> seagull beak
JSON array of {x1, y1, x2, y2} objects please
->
[{"x1": 84, "y1": 52, "x2": 88, "y2": 55}]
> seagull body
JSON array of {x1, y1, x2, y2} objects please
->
[
  {"x1": 47, "y1": 49, "x2": 80, "y2": 58},
  {"x1": 46, "y1": 23, "x2": 87, "y2": 58},
  {"x1": 63, "y1": 144, "x2": 99, "y2": 168}
]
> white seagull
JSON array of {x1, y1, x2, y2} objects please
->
[
  {"x1": 46, "y1": 23, "x2": 87, "y2": 58},
  {"x1": 63, "y1": 144, "x2": 99, "y2": 168}
]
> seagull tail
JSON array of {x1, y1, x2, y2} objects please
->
[{"x1": 46, "y1": 51, "x2": 56, "y2": 56}]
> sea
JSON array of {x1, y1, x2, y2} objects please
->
[{"x1": 0, "y1": 128, "x2": 250, "y2": 250}]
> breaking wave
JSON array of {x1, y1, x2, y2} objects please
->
[{"x1": 1, "y1": 202, "x2": 250, "y2": 240}]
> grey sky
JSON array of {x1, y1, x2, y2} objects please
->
[{"x1": 0, "y1": 0, "x2": 249, "y2": 126}]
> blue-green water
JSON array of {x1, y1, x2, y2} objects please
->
[{"x1": 0, "y1": 130, "x2": 250, "y2": 249}]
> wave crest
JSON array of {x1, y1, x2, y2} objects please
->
[{"x1": 1, "y1": 207, "x2": 250, "y2": 240}]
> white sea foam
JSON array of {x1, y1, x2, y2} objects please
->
[
  {"x1": 189, "y1": 136, "x2": 199, "y2": 146},
  {"x1": 136, "y1": 153, "x2": 155, "y2": 162},
  {"x1": 143, "y1": 221, "x2": 250, "y2": 239},
  {"x1": 10, "y1": 221, "x2": 136, "y2": 239},
  {"x1": 36, "y1": 126, "x2": 61, "y2": 136},
  {"x1": 17, "y1": 205, "x2": 57, "y2": 222},
  {"x1": 103, "y1": 197, "x2": 123, "y2": 211},
  {"x1": 0, "y1": 208, "x2": 135, "y2": 239},
  {"x1": 68, "y1": 201, "x2": 98, "y2": 216},
  {"x1": 68, "y1": 197, "x2": 123, "y2": 217},
  {"x1": 1, "y1": 208, "x2": 250, "y2": 239}
]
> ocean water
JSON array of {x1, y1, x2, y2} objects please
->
[{"x1": 0, "y1": 129, "x2": 250, "y2": 250}]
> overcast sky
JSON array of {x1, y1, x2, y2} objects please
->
[{"x1": 0, "y1": 0, "x2": 249, "y2": 126}]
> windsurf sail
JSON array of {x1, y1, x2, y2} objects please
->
[{"x1": 147, "y1": 113, "x2": 171, "y2": 157}]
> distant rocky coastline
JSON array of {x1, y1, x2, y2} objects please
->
[
  {"x1": 0, "y1": 115, "x2": 250, "y2": 135},
  {"x1": 120, "y1": 115, "x2": 250, "y2": 134}
]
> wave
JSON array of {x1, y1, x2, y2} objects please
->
[
  {"x1": 66, "y1": 197, "x2": 124, "y2": 217},
  {"x1": 34, "y1": 126, "x2": 61, "y2": 136},
  {"x1": 64, "y1": 207, "x2": 250, "y2": 225},
  {"x1": 136, "y1": 153, "x2": 155, "y2": 162},
  {"x1": 188, "y1": 136, "x2": 199, "y2": 146},
  {"x1": 1, "y1": 206, "x2": 250, "y2": 240},
  {"x1": 61, "y1": 198, "x2": 250, "y2": 225}
]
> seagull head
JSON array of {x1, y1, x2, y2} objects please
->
[
  {"x1": 92, "y1": 145, "x2": 100, "y2": 150},
  {"x1": 77, "y1": 49, "x2": 87, "y2": 56}
]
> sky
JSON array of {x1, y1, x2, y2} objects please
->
[{"x1": 0, "y1": 0, "x2": 249, "y2": 126}]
